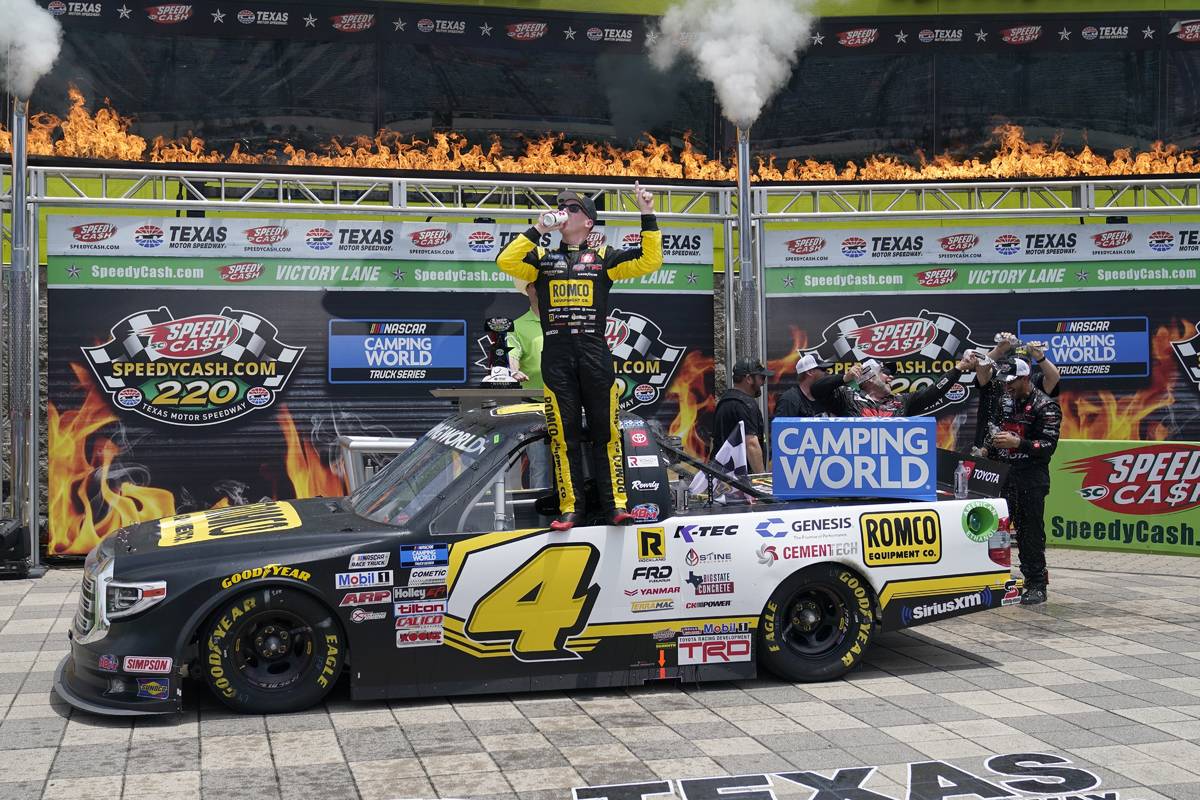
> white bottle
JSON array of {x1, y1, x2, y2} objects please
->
[
  {"x1": 953, "y1": 461, "x2": 971, "y2": 499},
  {"x1": 541, "y1": 210, "x2": 569, "y2": 227}
]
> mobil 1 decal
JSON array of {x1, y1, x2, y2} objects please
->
[
  {"x1": 83, "y1": 305, "x2": 304, "y2": 426},
  {"x1": 806, "y1": 308, "x2": 985, "y2": 413}
]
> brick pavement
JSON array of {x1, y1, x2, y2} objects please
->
[{"x1": 2, "y1": 549, "x2": 1200, "y2": 800}]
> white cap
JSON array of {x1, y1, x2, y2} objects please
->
[
  {"x1": 1005, "y1": 358, "x2": 1031, "y2": 382},
  {"x1": 795, "y1": 353, "x2": 834, "y2": 374}
]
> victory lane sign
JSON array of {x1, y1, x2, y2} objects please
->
[{"x1": 83, "y1": 306, "x2": 304, "y2": 426}]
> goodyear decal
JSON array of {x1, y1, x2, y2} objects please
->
[
  {"x1": 158, "y1": 501, "x2": 301, "y2": 547},
  {"x1": 859, "y1": 509, "x2": 941, "y2": 566}
]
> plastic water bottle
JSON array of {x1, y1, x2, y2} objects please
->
[
  {"x1": 954, "y1": 461, "x2": 971, "y2": 499},
  {"x1": 541, "y1": 210, "x2": 569, "y2": 227}
]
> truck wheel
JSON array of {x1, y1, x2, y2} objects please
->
[
  {"x1": 201, "y1": 588, "x2": 345, "y2": 714},
  {"x1": 757, "y1": 563, "x2": 874, "y2": 682}
]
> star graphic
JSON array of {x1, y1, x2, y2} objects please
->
[
  {"x1": 1058, "y1": 27, "x2": 1071, "y2": 41},
  {"x1": 975, "y1": 29, "x2": 988, "y2": 42},
  {"x1": 66, "y1": 265, "x2": 81, "y2": 279},
  {"x1": 393, "y1": 18, "x2": 406, "y2": 31},
  {"x1": 117, "y1": 4, "x2": 131, "y2": 19},
  {"x1": 563, "y1": 26, "x2": 576, "y2": 40},
  {"x1": 645, "y1": 29, "x2": 658, "y2": 45},
  {"x1": 783, "y1": 275, "x2": 795, "y2": 288},
  {"x1": 810, "y1": 31, "x2": 824, "y2": 45},
  {"x1": 211, "y1": 8, "x2": 225, "y2": 23},
  {"x1": 1075, "y1": 270, "x2": 1089, "y2": 282},
  {"x1": 686, "y1": 272, "x2": 697, "y2": 285},
  {"x1": 894, "y1": 30, "x2": 908, "y2": 44},
  {"x1": 1142, "y1": 25, "x2": 1155, "y2": 39},
  {"x1": 479, "y1": 22, "x2": 492, "y2": 36},
  {"x1": 303, "y1": 13, "x2": 317, "y2": 28},
  {"x1": 392, "y1": 268, "x2": 407, "y2": 282}
]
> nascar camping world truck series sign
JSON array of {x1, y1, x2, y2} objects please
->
[{"x1": 46, "y1": 215, "x2": 714, "y2": 556}]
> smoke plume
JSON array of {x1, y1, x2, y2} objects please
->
[
  {"x1": 649, "y1": 0, "x2": 815, "y2": 129},
  {"x1": 0, "y1": 0, "x2": 63, "y2": 98}
]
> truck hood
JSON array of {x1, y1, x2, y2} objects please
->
[{"x1": 109, "y1": 497, "x2": 370, "y2": 557}]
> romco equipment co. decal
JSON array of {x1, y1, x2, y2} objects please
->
[
  {"x1": 82, "y1": 306, "x2": 305, "y2": 426},
  {"x1": 606, "y1": 308, "x2": 685, "y2": 411}
]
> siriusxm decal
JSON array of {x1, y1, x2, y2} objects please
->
[
  {"x1": 901, "y1": 587, "x2": 992, "y2": 626},
  {"x1": 772, "y1": 417, "x2": 936, "y2": 501}
]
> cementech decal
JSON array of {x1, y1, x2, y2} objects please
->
[
  {"x1": 158, "y1": 501, "x2": 302, "y2": 547},
  {"x1": 859, "y1": 508, "x2": 942, "y2": 566}
]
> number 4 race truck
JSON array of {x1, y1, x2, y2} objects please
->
[{"x1": 55, "y1": 403, "x2": 1017, "y2": 716}]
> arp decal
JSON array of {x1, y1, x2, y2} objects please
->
[{"x1": 158, "y1": 502, "x2": 301, "y2": 547}]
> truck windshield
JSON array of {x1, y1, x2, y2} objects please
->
[{"x1": 350, "y1": 419, "x2": 503, "y2": 526}]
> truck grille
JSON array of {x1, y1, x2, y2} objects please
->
[{"x1": 74, "y1": 573, "x2": 96, "y2": 635}]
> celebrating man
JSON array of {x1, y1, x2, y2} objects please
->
[{"x1": 495, "y1": 184, "x2": 662, "y2": 530}]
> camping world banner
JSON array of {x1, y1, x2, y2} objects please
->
[{"x1": 47, "y1": 215, "x2": 715, "y2": 556}]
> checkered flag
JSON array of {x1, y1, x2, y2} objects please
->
[
  {"x1": 1173, "y1": 331, "x2": 1200, "y2": 385},
  {"x1": 689, "y1": 421, "x2": 749, "y2": 503},
  {"x1": 608, "y1": 309, "x2": 683, "y2": 387},
  {"x1": 83, "y1": 307, "x2": 174, "y2": 390},
  {"x1": 218, "y1": 307, "x2": 304, "y2": 388},
  {"x1": 916, "y1": 309, "x2": 978, "y2": 360},
  {"x1": 818, "y1": 312, "x2": 877, "y2": 362}
]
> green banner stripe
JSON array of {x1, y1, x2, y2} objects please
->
[
  {"x1": 766, "y1": 261, "x2": 1200, "y2": 295},
  {"x1": 47, "y1": 257, "x2": 714, "y2": 292}
]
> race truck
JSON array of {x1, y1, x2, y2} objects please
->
[{"x1": 55, "y1": 403, "x2": 1016, "y2": 716}]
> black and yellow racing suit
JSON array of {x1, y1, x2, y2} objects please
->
[{"x1": 496, "y1": 216, "x2": 662, "y2": 516}]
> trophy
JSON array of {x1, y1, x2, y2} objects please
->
[{"x1": 481, "y1": 317, "x2": 520, "y2": 388}]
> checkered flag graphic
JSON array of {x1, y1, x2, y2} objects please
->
[
  {"x1": 1173, "y1": 331, "x2": 1200, "y2": 385},
  {"x1": 218, "y1": 307, "x2": 304, "y2": 388},
  {"x1": 608, "y1": 309, "x2": 683, "y2": 387},
  {"x1": 916, "y1": 309, "x2": 978, "y2": 360},
  {"x1": 83, "y1": 307, "x2": 174, "y2": 390},
  {"x1": 818, "y1": 312, "x2": 877, "y2": 362}
]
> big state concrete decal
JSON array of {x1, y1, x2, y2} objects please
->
[{"x1": 82, "y1": 306, "x2": 305, "y2": 426}]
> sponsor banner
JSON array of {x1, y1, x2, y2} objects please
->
[
  {"x1": 328, "y1": 319, "x2": 467, "y2": 384},
  {"x1": 1017, "y1": 316, "x2": 1149, "y2": 379},
  {"x1": 764, "y1": 223, "x2": 1200, "y2": 272},
  {"x1": 772, "y1": 417, "x2": 937, "y2": 501},
  {"x1": 1047, "y1": 439, "x2": 1200, "y2": 556},
  {"x1": 47, "y1": 217, "x2": 714, "y2": 271}
]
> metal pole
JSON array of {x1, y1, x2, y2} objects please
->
[
  {"x1": 7, "y1": 97, "x2": 36, "y2": 569},
  {"x1": 28, "y1": 177, "x2": 41, "y2": 574},
  {"x1": 721, "y1": 190, "x2": 736, "y2": 391},
  {"x1": 735, "y1": 128, "x2": 759, "y2": 364}
]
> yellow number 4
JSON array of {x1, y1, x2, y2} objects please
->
[{"x1": 466, "y1": 543, "x2": 600, "y2": 661}]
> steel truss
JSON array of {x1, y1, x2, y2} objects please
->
[{"x1": 751, "y1": 177, "x2": 1200, "y2": 221}]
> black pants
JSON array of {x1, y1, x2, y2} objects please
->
[
  {"x1": 541, "y1": 334, "x2": 626, "y2": 516},
  {"x1": 1003, "y1": 474, "x2": 1049, "y2": 589}
]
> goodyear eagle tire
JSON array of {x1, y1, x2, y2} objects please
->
[
  {"x1": 202, "y1": 588, "x2": 345, "y2": 714},
  {"x1": 757, "y1": 563, "x2": 874, "y2": 682}
]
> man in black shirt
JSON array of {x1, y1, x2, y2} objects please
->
[
  {"x1": 711, "y1": 360, "x2": 773, "y2": 474},
  {"x1": 773, "y1": 353, "x2": 834, "y2": 420}
]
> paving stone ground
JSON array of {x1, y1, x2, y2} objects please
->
[{"x1": 3, "y1": 548, "x2": 1200, "y2": 800}]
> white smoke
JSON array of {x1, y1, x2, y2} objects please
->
[
  {"x1": 649, "y1": 0, "x2": 815, "y2": 129},
  {"x1": 0, "y1": 0, "x2": 63, "y2": 98}
]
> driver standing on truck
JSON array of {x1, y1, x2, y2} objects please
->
[{"x1": 495, "y1": 184, "x2": 663, "y2": 531}]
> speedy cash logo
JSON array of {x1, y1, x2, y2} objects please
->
[
  {"x1": 837, "y1": 27, "x2": 878, "y2": 47},
  {"x1": 245, "y1": 225, "x2": 288, "y2": 246},
  {"x1": 136, "y1": 314, "x2": 239, "y2": 359},
  {"x1": 847, "y1": 316, "x2": 935, "y2": 358},
  {"x1": 1172, "y1": 19, "x2": 1200, "y2": 42},
  {"x1": 410, "y1": 228, "x2": 452, "y2": 248},
  {"x1": 507, "y1": 21, "x2": 548, "y2": 41},
  {"x1": 331, "y1": 13, "x2": 374, "y2": 32},
  {"x1": 939, "y1": 233, "x2": 979, "y2": 253},
  {"x1": 787, "y1": 236, "x2": 825, "y2": 256},
  {"x1": 146, "y1": 4, "x2": 192, "y2": 23},
  {"x1": 218, "y1": 262, "x2": 263, "y2": 283},
  {"x1": 1067, "y1": 443, "x2": 1200, "y2": 515},
  {"x1": 72, "y1": 222, "x2": 117, "y2": 243},
  {"x1": 1001, "y1": 25, "x2": 1042, "y2": 44},
  {"x1": 916, "y1": 269, "x2": 957, "y2": 288},
  {"x1": 1092, "y1": 229, "x2": 1133, "y2": 250}
]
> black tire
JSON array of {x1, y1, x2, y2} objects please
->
[
  {"x1": 757, "y1": 563, "x2": 874, "y2": 682},
  {"x1": 201, "y1": 587, "x2": 345, "y2": 714}
]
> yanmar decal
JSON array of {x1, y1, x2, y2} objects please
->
[
  {"x1": 82, "y1": 306, "x2": 304, "y2": 426},
  {"x1": 1066, "y1": 443, "x2": 1200, "y2": 516}
]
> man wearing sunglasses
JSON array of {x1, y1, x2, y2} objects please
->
[{"x1": 496, "y1": 183, "x2": 662, "y2": 530}]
